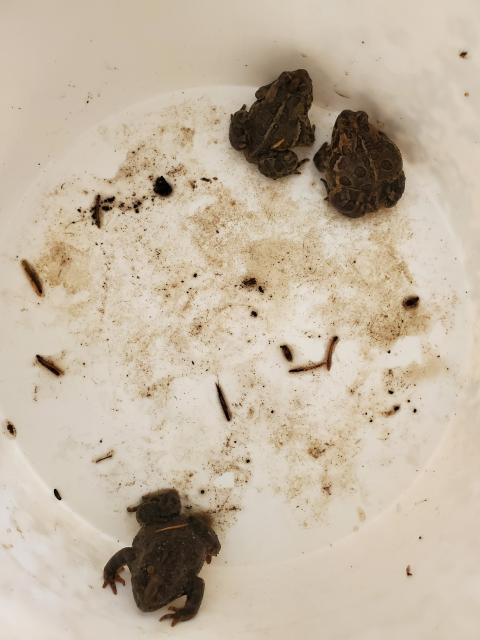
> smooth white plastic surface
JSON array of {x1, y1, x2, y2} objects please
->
[{"x1": 1, "y1": 2, "x2": 480, "y2": 638}]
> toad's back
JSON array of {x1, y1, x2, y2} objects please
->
[
  {"x1": 129, "y1": 518, "x2": 207, "y2": 612},
  {"x1": 248, "y1": 72, "x2": 313, "y2": 152}
]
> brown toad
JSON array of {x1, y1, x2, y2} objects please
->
[
  {"x1": 103, "y1": 489, "x2": 220, "y2": 626},
  {"x1": 229, "y1": 69, "x2": 315, "y2": 178},
  {"x1": 314, "y1": 110, "x2": 405, "y2": 217}
]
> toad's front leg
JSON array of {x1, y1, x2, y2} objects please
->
[{"x1": 103, "y1": 547, "x2": 134, "y2": 594}]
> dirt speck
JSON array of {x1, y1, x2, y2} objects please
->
[
  {"x1": 166, "y1": 163, "x2": 186, "y2": 178},
  {"x1": 307, "y1": 442, "x2": 328, "y2": 459},
  {"x1": 382, "y1": 404, "x2": 401, "y2": 417},
  {"x1": 179, "y1": 127, "x2": 194, "y2": 146}
]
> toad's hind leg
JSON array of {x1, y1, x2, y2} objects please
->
[
  {"x1": 189, "y1": 515, "x2": 221, "y2": 562},
  {"x1": 313, "y1": 142, "x2": 330, "y2": 172},
  {"x1": 257, "y1": 150, "x2": 301, "y2": 179},
  {"x1": 298, "y1": 120, "x2": 315, "y2": 146},
  {"x1": 229, "y1": 106, "x2": 249, "y2": 150},
  {"x1": 381, "y1": 171, "x2": 406, "y2": 207},
  {"x1": 160, "y1": 576, "x2": 205, "y2": 626}
]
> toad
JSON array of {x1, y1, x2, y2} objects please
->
[
  {"x1": 314, "y1": 110, "x2": 405, "y2": 217},
  {"x1": 103, "y1": 489, "x2": 220, "y2": 626},
  {"x1": 229, "y1": 69, "x2": 315, "y2": 178}
]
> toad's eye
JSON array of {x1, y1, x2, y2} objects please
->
[
  {"x1": 147, "y1": 565, "x2": 155, "y2": 575},
  {"x1": 354, "y1": 165, "x2": 367, "y2": 178},
  {"x1": 340, "y1": 176, "x2": 352, "y2": 187},
  {"x1": 381, "y1": 159, "x2": 393, "y2": 171}
]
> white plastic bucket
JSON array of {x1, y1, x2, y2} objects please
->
[{"x1": 1, "y1": 1, "x2": 479, "y2": 638}]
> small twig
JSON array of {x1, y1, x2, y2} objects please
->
[
  {"x1": 155, "y1": 523, "x2": 188, "y2": 533},
  {"x1": 215, "y1": 382, "x2": 232, "y2": 421},
  {"x1": 325, "y1": 336, "x2": 339, "y2": 371},
  {"x1": 91, "y1": 194, "x2": 102, "y2": 228},
  {"x1": 289, "y1": 361, "x2": 325, "y2": 373},
  {"x1": 280, "y1": 344, "x2": 293, "y2": 362},
  {"x1": 21, "y1": 259, "x2": 43, "y2": 296},
  {"x1": 36, "y1": 355, "x2": 64, "y2": 377},
  {"x1": 289, "y1": 336, "x2": 339, "y2": 373},
  {"x1": 94, "y1": 450, "x2": 114, "y2": 464}
]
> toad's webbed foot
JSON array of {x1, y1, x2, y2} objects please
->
[
  {"x1": 160, "y1": 576, "x2": 205, "y2": 626},
  {"x1": 102, "y1": 547, "x2": 134, "y2": 594},
  {"x1": 103, "y1": 567, "x2": 126, "y2": 595}
]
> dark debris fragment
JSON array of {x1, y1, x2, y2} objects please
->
[
  {"x1": 36, "y1": 355, "x2": 64, "y2": 377},
  {"x1": 91, "y1": 194, "x2": 102, "y2": 228},
  {"x1": 21, "y1": 259, "x2": 43, "y2": 296},
  {"x1": 403, "y1": 295, "x2": 420, "y2": 309},
  {"x1": 153, "y1": 176, "x2": 173, "y2": 197},
  {"x1": 215, "y1": 382, "x2": 232, "y2": 421},
  {"x1": 5, "y1": 422, "x2": 16, "y2": 438},
  {"x1": 280, "y1": 344, "x2": 293, "y2": 362}
]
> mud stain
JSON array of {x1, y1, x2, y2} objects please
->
[{"x1": 37, "y1": 241, "x2": 91, "y2": 295}]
